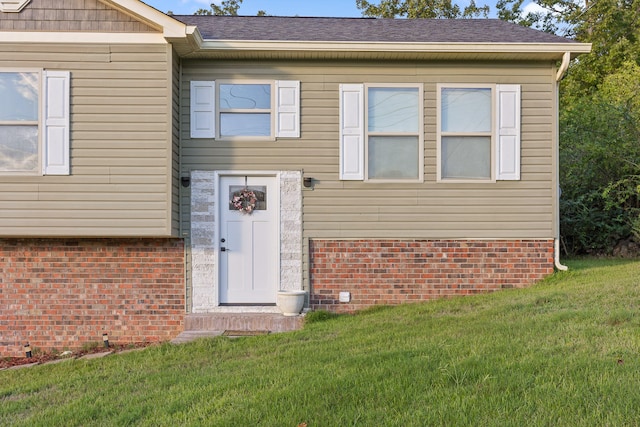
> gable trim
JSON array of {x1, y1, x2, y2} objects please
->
[
  {"x1": 99, "y1": 0, "x2": 187, "y2": 38},
  {"x1": 0, "y1": 0, "x2": 31, "y2": 12}
]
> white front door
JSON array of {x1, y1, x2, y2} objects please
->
[{"x1": 219, "y1": 175, "x2": 279, "y2": 304}]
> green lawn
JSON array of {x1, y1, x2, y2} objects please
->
[{"x1": 2, "y1": 258, "x2": 640, "y2": 426}]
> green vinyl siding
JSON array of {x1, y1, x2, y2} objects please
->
[
  {"x1": 0, "y1": 43, "x2": 176, "y2": 237},
  {"x1": 180, "y1": 59, "x2": 557, "y2": 240}
]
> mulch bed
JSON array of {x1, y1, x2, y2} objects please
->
[{"x1": 0, "y1": 342, "x2": 157, "y2": 369}]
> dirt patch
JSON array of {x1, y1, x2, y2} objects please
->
[{"x1": 0, "y1": 342, "x2": 157, "y2": 370}]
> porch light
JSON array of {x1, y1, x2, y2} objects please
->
[{"x1": 303, "y1": 176, "x2": 313, "y2": 188}]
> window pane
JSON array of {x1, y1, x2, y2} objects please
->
[
  {"x1": 0, "y1": 72, "x2": 39, "y2": 121},
  {"x1": 441, "y1": 88, "x2": 491, "y2": 132},
  {"x1": 368, "y1": 136, "x2": 419, "y2": 179},
  {"x1": 441, "y1": 136, "x2": 490, "y2": 179},
  {"x1": 368, "y1": 87, "x2": 419, "y2": 132},
  {"x1": 220, "y1": 113, "x2": 271, "y2": 136},
  {"x1": 219, "y1": 84, "x2": 271, "y2": 109},
  {"x1": 0, "y1": 125, "x2": 38, "y2": 172}
]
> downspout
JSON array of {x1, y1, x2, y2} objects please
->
[{"x1": 554, "y1": 52, "x2": 571, "y2": 271}]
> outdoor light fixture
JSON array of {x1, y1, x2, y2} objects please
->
[
  {"x1": 103, "y1": 333, "x2": 110, "y2": 348},
  {"x1": 303, "y1": 176, "x2": 313, "y2": 188},
  {"x1": 181, "y1": 176, "x2": 190, "y2": 187},
  {"x1": 24, "y1": 343, "x2": 32, "y2": 358}
]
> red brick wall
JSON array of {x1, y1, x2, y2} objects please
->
[
  {"x1": 310, "y1": 239, "x2": 555, "y2": 312},
  {"x1": 0, "y1": 238, "x2": 185, "y2": 357}
]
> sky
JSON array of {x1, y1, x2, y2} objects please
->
[{"x1": 141, "y1": 0, "x2": 516, "y2": 17}]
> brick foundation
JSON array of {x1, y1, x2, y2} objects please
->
[
  {"x1": 0, "y1": 238, "x2": 185, "y2": 357},
  {"x1": 309, "y1": 239, "x2": 555, "y2": 312}
]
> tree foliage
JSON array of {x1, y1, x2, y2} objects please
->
[
  {"x1": 355, "y1": 0, "x2": 489, "y2": 18},
  {"x1": 553, "y1": 1, "x2": 640, "y2": 254},
  {"x1": 195, "y1": 0, "x2": 266, "y2": 16}
]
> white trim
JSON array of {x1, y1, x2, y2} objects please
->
[
  {"x1": 556, "y1": 51, "x2": 571, "y2": 81},
  {"x1": 0, "y1": 32, "x2": 169, "y2": 44},
  {"x1": 198, "y1": 40, "x2": 592, "y2": 57},
  {"x1": 0, "y1": 0, "x2": 31, "y2": 13},
  {"x1": 99, "y1": 0, "x2": 188, "y2": 38}
]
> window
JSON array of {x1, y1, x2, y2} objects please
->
[
  {"x1": 437, "y1": 84, "x2": 521, "y2": 182},
  {"x1": 0, "y1": 72, "x2": 39, "y2": 173},
  {"x1": 0, "y1": 70, "x2": 69, "y2": 175},
  {"x1": 190, "y1": 80, "x2": 300, "y2": 139},
  {"x1": 219, "y1": 83, "x2": 271, "y2": 137},
  {"x1": 339, "y1": 83, "x2": 423, "y2": 181}
]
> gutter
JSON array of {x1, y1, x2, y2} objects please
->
[
  {"x1": 555, "y1": 239, "x2": 568, "y2": 271},
  {"x1": 554, "y1": 51, "x2": 571, "y2": 271},
  {"x1": 555, "y1": 51, "x2": 571, "y2": 82}
]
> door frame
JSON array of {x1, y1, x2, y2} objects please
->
[
  {"x1": 189, "y1": 170, "x2": 303, "y2": 314},
  {"x1": 214, "y1": 171, "x2": 281, "y2": 306}
]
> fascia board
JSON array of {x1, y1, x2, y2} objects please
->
[
  {"x1": 98, "y1": 0, "x2": 187, "y2": 38},
  {"x1": 198, "y1": 40, "x2": 592, "y2": 58}
]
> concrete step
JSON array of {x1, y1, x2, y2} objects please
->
[
  {"x1": 171, "y1": 331, "x2": 224, "y2": 344},
  {"x1": 184, "y1": 312, "x2": 305, "y2": 333}
]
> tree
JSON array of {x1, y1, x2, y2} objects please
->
[
  {"x1": 355, "y1": 0, "x2": 489, "y2": 19},
  {"x1": 195, "y1": 0, "x2": 266, "y2": 16},
  {"x1": 497, "y1": 0, "x2": 640, "y2": 95}
]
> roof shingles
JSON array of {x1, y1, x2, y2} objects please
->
[{"x1": 173, "y1": 15, "x2": 576, "y2": 44}]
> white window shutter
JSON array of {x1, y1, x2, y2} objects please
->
[
  {"x1": 42, "y1": 70, "x2": 70, "y2": 175},
  {"x1": 275, "y1": 80, "x2": 300, "y2": 138},
  {"x1": 339, "y1": 84, "x2": 364, "y2": 180},
  {"x1": 190, "y1": 81, "x2": 215, "y2": 138},
  {"x1": 496, "y1": 84, "x2": 521, "y2": 180}
]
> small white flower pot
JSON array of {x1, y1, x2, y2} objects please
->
[{"x1": 277, "y1": 290, "x2": 306, "y2": 316}]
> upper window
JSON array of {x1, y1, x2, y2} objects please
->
[
  {"x1": 0, "y1": 72, "x2": 39, "y2": 173},
  {"x1": 190, "y1": 80, "x2": 300, "y2": 140},
  {"x1": 439, "y1": 86, "x2": 493, "y2": 180},
  {"x1": 0, "y1": 70, "x2": 70, "y2": 175},
  {"x1": 437, "y1": 84, "x2": 521, "y2": 182},
  {"x1": 339, "y1": 83, "x2": 423, "y2": 182},
  {"x1": 219, "y1": 83, "x2": 272, "y2": 137}
]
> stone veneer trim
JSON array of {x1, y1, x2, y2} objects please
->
[{"x1": 190, "y1": 170, "x2": 303, "y2": 313}]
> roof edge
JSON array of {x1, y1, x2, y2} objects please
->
[
  {"x1": 99, "y1": 0, "x2": 187, "y2": 38},
  {"x1": 196, "y1": 40, "x2": 592, "y2": 57}
]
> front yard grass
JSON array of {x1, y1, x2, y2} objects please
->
[{"x1": 2, "y1": 258, "x2": 640, "y2": 426}]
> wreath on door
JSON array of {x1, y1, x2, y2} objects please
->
[{"x1": 230, "y1": 188, "x2": 258, "y2": 214}]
